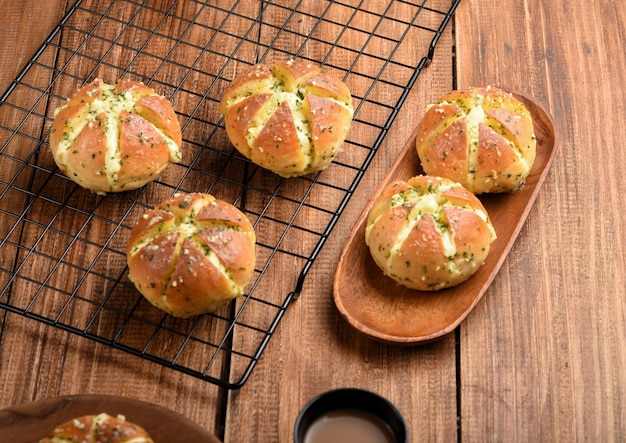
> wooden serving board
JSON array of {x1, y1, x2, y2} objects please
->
[{"x1": 333, "y1": 92, "x2": 557, "y2": 345}]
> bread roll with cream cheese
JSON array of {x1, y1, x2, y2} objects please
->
[
  {"x1": 416, "y1": 86, "x2": 536, "y2": 194},
  {"x1": 127, "y1": 193, "x2": 256, "y2": 317},
  {"x1": 220, "y1": 59, "x2": 353, "y2": 177},
  {"x1": 365, "y1": 175, "x2": 496, "y2": 291},
  {"x1": 49, "y1": 78, "x2": 182, "y2": 194},
  {"x1": 39, "y1": 413, "x2": 153, "y2": 443}
]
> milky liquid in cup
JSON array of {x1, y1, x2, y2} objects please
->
[{"x1": 303, "y1": 408, "x2": 397, "y2": 443}]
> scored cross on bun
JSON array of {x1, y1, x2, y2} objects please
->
[
  {"x1": 365, "y1": 175, "x2": 496, "y2": 291},
  {"x1": 416, "y1": 85, "x2": 536, "y2": 194},
  {"x1": 49, "y1": 78, "x2": 183, "y2": 194},
  {"x1": 220, "y1": 59, "x2": 354, "y2": 177},
  {"x1": 127, "y1": 193, "x2": 256, "y2": 317}
]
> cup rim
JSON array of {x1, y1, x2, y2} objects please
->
[{"x1": 293, "y1": 387, "x2": 408, "y2": 443}]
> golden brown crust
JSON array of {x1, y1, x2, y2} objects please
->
[
  {"x1": 224, "y1": 92, "x2": 273, "y2": 155},
  {"x1": 219, "y1": 64, "x2": 273, "y2": 116},
  {"x1": 252, "y1": 100, "x2": 305, "y2": 175},
  {"x1": 416, "y1": 85, "x2": 536, "y2": 194},
  {"x1": 126, "y1": 193, "x2": 256, "y2": 317},
  {"x1": 220, "y1": 59, "x2": 354, "y2": 177},
  {"x1": 49, "y1": 78, "x2": 182, "y2": 194},
  {"x1": 39, "y1": 413, "x2": 153, "y2": 443},
  {"x1": 365, "y1": 175, "x2": 496, "y2": 291}
]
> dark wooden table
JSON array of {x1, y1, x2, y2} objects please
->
[{"x1": 1, "y1": 0, "x2": 625, "y2": 441}]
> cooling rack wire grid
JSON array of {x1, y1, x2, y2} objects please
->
[{"x1": 0, "y1": 0, "x2": 460, "y2": 389}]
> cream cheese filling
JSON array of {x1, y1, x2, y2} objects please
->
[{"x1": 229, "y1": 78, "x2": 353, "y2": 167}]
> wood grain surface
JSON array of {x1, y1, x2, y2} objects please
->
[
  {"x1": 1, "y1": 0, "x2": 624, "y2": 442},
  {"x1": 455, "y1": 2, "x2": 626, "y2": 441}
]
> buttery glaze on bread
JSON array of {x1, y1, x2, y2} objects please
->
[
  {"x1": 50, "y1": 78, "x2": 182, "y2": 194},
  {"x1": 220, "y1": 59, "x2": 354, "y2": 177},
  {"x1": 127, "y1": 193, "x2": 256, "y2": 317},
  {"x1": 416, "y1": 86, "x2": 536, "y2": 194},
  {"x1": 39, "y1": 413, "x2": 153, "y2": 443},
  {"x1": 365, "y1": 175, "x2": 496, "y2": 291}
]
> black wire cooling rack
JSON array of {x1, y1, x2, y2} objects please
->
[{"x1": 0, "y1": 0, "x2": 459, "y2": 389}]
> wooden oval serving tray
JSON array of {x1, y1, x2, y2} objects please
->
[
  {"x1": 333, "y1": 92, "x2": 557, "y2": 345},
  {"x1": 0, "y1": 394, "x2": 221, "y2": 443}
]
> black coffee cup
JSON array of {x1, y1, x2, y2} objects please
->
[{"x1": 294, "y1": 388, "x2": 408, "y2": 443}]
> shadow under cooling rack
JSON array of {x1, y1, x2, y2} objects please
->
[{"x1": 0, "y1": 0, "x2": 460, "y2": 389}]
